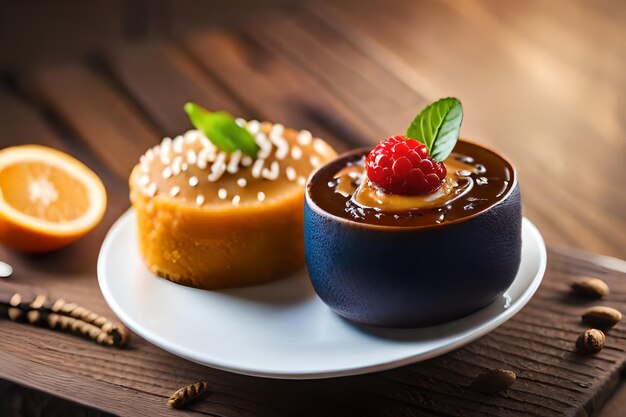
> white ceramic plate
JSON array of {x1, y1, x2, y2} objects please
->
[{"x1": 98, "y1": 210, "x2": 546, "y2": 379}]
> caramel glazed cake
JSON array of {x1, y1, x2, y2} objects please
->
[{"x1": 129, "y1": 119, "x2": 336, "y2": 289}]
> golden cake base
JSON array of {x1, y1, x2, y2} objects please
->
[{"x1": 130, "y1": 184, "x2": 305, "y2": 290}]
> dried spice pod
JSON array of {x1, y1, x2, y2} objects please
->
[
  {"x1": 167, "y1": 381, "x2": 209, "y2": 409},
  {"x1": 46, "y1": 313, "x2": 114, "y2": 346},
  {"x1": 1, "y1": 291, "x2": 129, "y2": 346},
  {"x1": 1, "y1": 291, "x2": 128, "y2": 347},
  {"x1": 576, "y1": 329, "x2": 605, "y2": 354},
  {"x1": 469, "y1": 369, "x2": 516, "y2": 394},
  {"x1": 30, "y1": 294, "x2": 48, "y2": 310},
  {"x1": 1, "y1": 291, "x2": 36, "y2": 310},
  {"x1": 582, "y1": 306, "x2": 622, "y2": 329},
  {"x1": 571, "y1": 277, "x2": 610, "y2": 298},
  {"x1": 1, "y1": 305, "x2": 24, "y2": 322},
  {"x1": 50, "y1": 298, "x2": 130, "y2": 346},
  {"x1": 2, "y1": 292, "x2": 58, "y2": 325},
  {"x1": 2, "y1": 291, "x2": 53, "y2": 317},
  {"x1": 0, "y1": 292, "x2": 32, "y2": 322},
  {"x1": 1, "y1": 294, "x2": 28, "y2": 322}
]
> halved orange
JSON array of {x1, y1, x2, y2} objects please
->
[{"x1": 0, "y1": 145, "x2": 107, "y2": 252}]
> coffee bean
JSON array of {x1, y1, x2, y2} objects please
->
[
  {"x1": 571, "y1": 277, "x2": 609, "y2": 298},
  {"x1": 469, "y1": 369, "x2": 516, "y2": 394},
  {"x1": 577, "y1": 329, "x2": 605, "y2": 354},
  {"x1": 582, "y1": 306, "x2": 622, "y2": 329}
]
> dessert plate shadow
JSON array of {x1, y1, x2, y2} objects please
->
[{"x1": 98, "y1": 209, "x2": 546, "y2": 379}]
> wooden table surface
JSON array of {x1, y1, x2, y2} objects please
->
[{"x1": 0, "y1": 0, "x2": 625, "y2": 415}]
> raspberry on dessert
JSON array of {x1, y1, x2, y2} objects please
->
[{"x1": 365, "y1": 135, "x2": 447, "y2": 195}]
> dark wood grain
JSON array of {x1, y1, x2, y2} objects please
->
[
  {"x1": 0, "y1": 379, "x2": 113, "y2": 417},
  {"x1": 182, "y1": 28, "x2": 371, "y2": 151},
  {"x1": 0, "y1": 88, "x2": 66, "y2": 150},
  {"x1": 105, "y1": 41, "x2": 243, "y2": 137},
  {"x1": 0, "y1": 1, "x2": 127, "y2": 70},
  {"x1": 0, "y1": 0, "x2": 290, "y2": 70},
  {"x1": 24, "y1": 64, "x2": 160, "y2": 181},
  {"x1": 245, "y1": 11, "x2": 428, "y2": 135},
  {"x1": 0, "y1": 1, "x2": 625, "y2": 416}
]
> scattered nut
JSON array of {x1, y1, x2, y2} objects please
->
[
  {"x1": 469, "y1": 369, "x2": 516, "y2": 394},
  {"x1": 577, "y1": 329, "x2": 605, "y2": 354},
  {"x1": 571, "y1": 277, "x2": 609, "y2": 299},
  {"x1": 582, "y1": 306, "x2": 622, "y2": 329},
  {"x1": 167, "y1": 381, "x2": 209, "y2": 409}
]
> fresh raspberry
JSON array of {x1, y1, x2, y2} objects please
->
[{"x1": 365, "y1": 135, "x2": 446, "y2": 195}]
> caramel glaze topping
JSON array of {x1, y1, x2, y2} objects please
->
[{"x1": 308, "y1": 140, "x2": 515, "y2": 227}]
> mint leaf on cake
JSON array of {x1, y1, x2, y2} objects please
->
[{"x1": 184, "y1": 102, "x2": 260, "y2": 157}]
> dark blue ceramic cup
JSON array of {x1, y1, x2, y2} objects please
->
[{"x1": 304, "y1": 145, "x2": 522, "y2": 328}]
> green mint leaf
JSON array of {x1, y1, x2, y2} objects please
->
[
  {"x1": 406, "y1": 97, "x2": 463, "y2": 162},
  {"x1": 184, "y1": 103, "x2": 259, "y2": 157}
]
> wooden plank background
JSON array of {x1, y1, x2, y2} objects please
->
[{"x1": 1, "y1": 0, "x2": 625, "y2": 416}]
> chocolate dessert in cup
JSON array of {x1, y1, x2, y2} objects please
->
[{"x1": 304, "y1": 98, "x2": 522, "y2": 327}]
